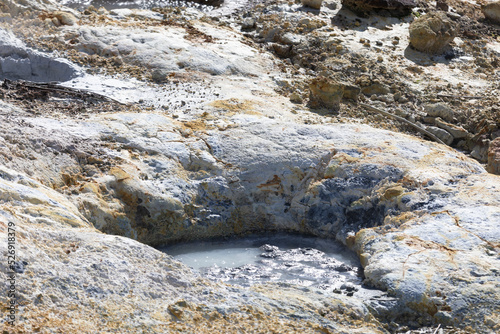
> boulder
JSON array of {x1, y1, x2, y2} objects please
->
[
  {"x1": 487, "y1": 137, "x2": 500, "y2": 175},
  {"x1": 341, "y1": 0, "x2": 416, "y2": 17},
  {"x1": 409, "y1": 11, "x2": 458, "y2": 54},
  {"x1": 482, "y1": 1, "x2": 500, "y2": 24},
  {"x1": 308, "y1": 76, "x2": 344, "y2": 111}
]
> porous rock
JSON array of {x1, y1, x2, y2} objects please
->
[
  {"x1": 409, "y1": 11, "x2": 458, "y2": 54},
  {"x1": 482, "y1": 1, "x2": 500, "y2": 24},
  {"x1": 341, "y1": 0, "x2": 416, "y2": 17}
]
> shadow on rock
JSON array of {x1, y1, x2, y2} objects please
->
[
  {"x1": 403, "y1": 45, "x2": 459, "y2": 66},
  {"x1": 331, "y1": 5, "x2": 414, "y2": 32}
]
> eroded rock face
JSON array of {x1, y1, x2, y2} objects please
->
[
  {"x1": 409, "y1": 11, "x2": 458, "y2": 54},
  {"x1": 341, "y1": 0, "x2": 416, "y2": 17},
  {"x1": 482, "y1": 1, "x2": 500, "y2": 24}
]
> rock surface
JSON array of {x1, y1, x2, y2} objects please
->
[
  {"x1": 409, "y1": 11, "x2": 458, "y2": 54},
  {"x1": 0, "y1": 0, "x2": 499, "y2": 333}
]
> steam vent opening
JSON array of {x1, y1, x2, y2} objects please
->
[{"x1": 159, "y1": 233, "x2": 385, "y2": 299}]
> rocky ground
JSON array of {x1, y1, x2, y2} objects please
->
[{"x1": 0, "y1": 0, "x2": 499, "y2": 333}]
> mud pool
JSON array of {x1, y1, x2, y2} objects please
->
[{"x1": 161, "y1": 234, "x2": 386, "y2": 299}]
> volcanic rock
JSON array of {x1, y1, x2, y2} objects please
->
[{"x1": 409, "y1": 11, "x2": 458, "y2": 54}]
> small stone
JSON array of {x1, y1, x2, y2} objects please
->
[
  {"x1": 302, "y1": 0, "x2": 323, "y2": 10},
  {"x1": 383, "y1": 186, "x2": 405, "y2": 200},
  {"x1": 361, "y1": 82, "x2": 390, "y2": 96},
  {"x1": 446, "y1": 12, "x2": 461, "y2": 20},
  {"x1": 151, "y1": 69, "x2": 169, "y2": 83},
  {"x1": 97, "y1": 7, "x2": 109, "y2": 15},
  {"x1": 280, "y1": 33, "x2": 302, "y2": 45},
  {"x1": 341, "y1": 83, "x2": 361, "y2": 101},
  {"x1": 436, "y1": 0, "x2": 448, "y2": 11},
  {"x1": 290, "y1": 92, "x2": 303, "y2": 104},
  {"x1": 424, "y1": 103, "x2": 454, "y2": 122},
  {"x1": 54, "y1": 11, "x2": 78, "y2": 26},
  {"x1": 487, "y1": 137, "x2": 500, "y2": 175},
  {"x1": 241, "y1": 17, "x2": 256, "y2": 30},
  {"x1": 471, "y1": 142, "x2": 490, "y2": 162},
  {"x1": 51, "y1": 17, "x2": 61, "y2": 27},
  {"x1": 435, "y1": 118, "x2": 469, "y2": 139},
  {"x1": 409, "y1": 12, "x2": 458, "y2": 54},
  {"x1": 308, "y1": 76, "x2": 344, "y2": 111},
  {"x1": 482, "y1": 1, "x2": 500, "y2": 24},
  {"x1": 426, "y1": 126, "x2": 454, "y2": 145},
  {"x1": 272, "y1": 43, "x2": 292, "y2": 58}
]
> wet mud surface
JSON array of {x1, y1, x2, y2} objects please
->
[{"x1": 163, "y1": 234, "x2": 386, "y2": 299}]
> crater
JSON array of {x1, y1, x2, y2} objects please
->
[{"x1": 160, "y1": 233, "x2": 386, "y2": 299}]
